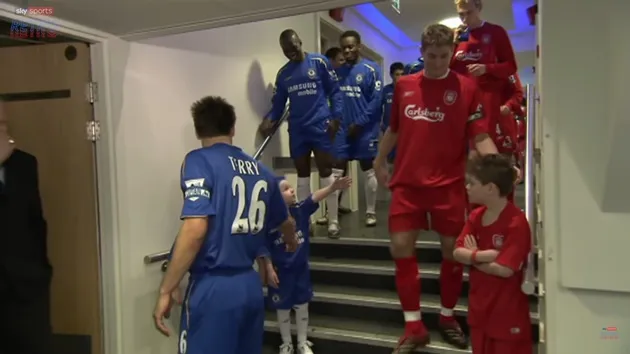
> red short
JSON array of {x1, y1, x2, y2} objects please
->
[
  {"x1": 480, "y1": 90, "x2": 501, "y2": 144},
  {"x1": 389, "y1": 183, "x2": 466, "y2": 236},
  {"x1": 470, "y1": 329, "x2": 532, "y2": 354}
]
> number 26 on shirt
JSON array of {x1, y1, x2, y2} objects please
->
[{"x1": 231, "y1": 176, "x2": 268, "y2": 234}]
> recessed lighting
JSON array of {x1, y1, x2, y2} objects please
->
[{"x1": 439, "y1": 17, "x2": 463, "y2": 28}]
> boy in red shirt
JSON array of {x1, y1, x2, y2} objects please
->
[{"x1": 454, "y1": 154, "x2": 532, "y2": 354}]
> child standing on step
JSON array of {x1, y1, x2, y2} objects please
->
[
  {"x1": 259, "y1": 175, "x2": 352, "y2": 354},
  {"x1": 453, "y1": 154, "x2": 532, "y2": 354}
]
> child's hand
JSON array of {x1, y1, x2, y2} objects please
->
[
  {"x1": 267, "y1": 267, "x2": 280, "y2": 288},
  {"x1": 464, "y1": 234, "x2": 478, "y2": 250},
  {"x1": 332, "y1": 176, "x2": 352, "y2": 191}
]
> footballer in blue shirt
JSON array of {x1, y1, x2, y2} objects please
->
[
  {"x1": 152, "y1": 96, "x2": 298, "y2": 354},
  {"x1": 259, "y1": 29, "x2": 344, "y2": 237},
  {"x1": 258, "y1": 175, "x2": 352, "y2": 354},
  {"x1": 381, "y1": 62, "x2": 404, "y2": 164},
  {"x1": 334, "y1": 30, "x2": 384, "y2": 228}
]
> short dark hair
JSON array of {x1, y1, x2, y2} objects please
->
[
  {"x1": 390, "y1": 62, "x2": 404, "y2": 75},
  {"x1": 340, "y1": 30, "x2": 361, "y2": 44},
  {"x1": 421, "y1": 24, "x2": 455, "y2": 49},
  {"x1": 467, "y1": 154, "x2": 515, "y2": 197},
  {"x1": 325, "y1": 47, "x2": 342, "y2": 59},
  {"x1": 190, "y1": 96, "x2": 236, "y2": 138},
  {"x1": 279, "y1": 29, "x2": 297, "y2": 41}
]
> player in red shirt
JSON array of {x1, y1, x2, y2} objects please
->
[
  {"x1": 454, "y1": 154, "x2": 532, "y2": 354},
  {"x1": 451, "y1": 0, "x2": 518, "y2": 151},
  {"x1": 373, "y1": 24, "x2": 502, "y2": 353}
]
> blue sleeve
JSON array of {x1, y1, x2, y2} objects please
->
[
  {"x1": 264, "y1": 175, "x2": 289, "y2": 234},
  {"x1": 180, "y1": 152, "x2": 215, "y2": 218},
  {"x1": 403, "y1": 63, "x2": 413, "y2": 75},
  {"x1": 318, "y1": 57, "x2": 343, "y2": 120},
  {"x1": 357, "y1": 65, "x2": 384, "y2": 126},
  {"x1": 270, "y1": 69, "x2": 289, "y2": 121},
  {"x1": 257, "y1": 245, "x2": 270, "y2": 258},
  {"x1": 300, "y1": 195, "x2": 320, "y2": 216}
]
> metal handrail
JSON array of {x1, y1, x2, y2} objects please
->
[
  {"x1": 521, "y1": 84, "x2": 537, "y2": 295},
  {"x1": 144, "y1": 102, "x2": 290, "y2": 266}
]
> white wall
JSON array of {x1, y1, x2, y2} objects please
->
[
  {"x1": 539, "y1": 0, "x2": 630, "y2": 353},
  {"x1": 102, "y1": 14, "x2": 318, "y2": 354}
]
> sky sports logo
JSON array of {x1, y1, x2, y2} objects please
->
[
  {"x1": 15, "y1": 6, "x2": 54, "y2": 16},
  {"x1": 600, "y1": 326, "x2": 618, "y2": 340}
]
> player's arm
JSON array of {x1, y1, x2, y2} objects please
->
[
  {"x1": 484, "y1": 26, "x2": 517, "y2": 79},
  {"x1": 375, "y1": 83, "x2": 400, "y2": 164},
  {"x1": 453, "y1": 217, "x2": 499, "y2": 265},
  {"x1": 319, "y1": 57, "x2": 343, "y2": 122},
  {"x1": 467, "y1": 87, "x2": 499, "y2": 156},
  {"x1": 160, "y1": 153, "x2": 213, "y2": 295},
  {"x1": 475, "y1": 217, "x2": 532, "y2": 278},
  {"x1": 356, "y1": 65, "x2": 384, "y2": 126},
  {"x1": 269, "y1": 69, "x2": 289, "y2": 122},
  {"x1": 504, "y1": 74, "x2": 525, "y2": 115}
]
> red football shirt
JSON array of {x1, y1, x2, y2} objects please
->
[
  {"x1": 450, "y1": 22, "x2": 518, "y2": 92},
  {"x1": 451, "y1": 22, "x2": 518, "y2": 145},
  {"x1": 389, "y1": 70, "x2": 489, "y2": 188},
  {"x1": 456, "y1": 203, "x2": 532, "y2": 340}
]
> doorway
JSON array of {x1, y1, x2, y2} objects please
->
[{"x1": 0, "y1": 40, "x2": 102, "y2": 354}]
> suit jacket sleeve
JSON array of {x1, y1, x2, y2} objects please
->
[{"x1": 27, "y1": 154, "x2": 47, "y2": 247}]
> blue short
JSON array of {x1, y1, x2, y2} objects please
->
[
  {"x1": 267, "y1": 262, "x2": 313, "y2": 310},
  {"x1": 289, "y1": 120, "x2": 334, "y2": 159},
  {"x1": 179, "y1": 269, "x2": 264, "y2": 354},
  {"x1": 334, "y1": 127, "x2": 379, "y2": 161}
]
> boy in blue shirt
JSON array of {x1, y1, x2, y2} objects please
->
[{"x1": 259, "y1": 175, "x2": 352, "y2": 354}]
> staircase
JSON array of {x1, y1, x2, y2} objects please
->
[{"x1": 263, "y1": 186, "x2": 539, "y2": 354}]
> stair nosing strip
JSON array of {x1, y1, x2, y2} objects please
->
[
  {"x1": 263, "y1": 320, "x2": 472, "y2": 354},
  {"x1": 262, "y1": 288, "x2": 539, "y2": 323},
  {"x1": 310, "y1": 237, "x2": 440, "y2": 248},
  {"x1": 309, "y1": 261, "x2": 471, "y2": 280}
]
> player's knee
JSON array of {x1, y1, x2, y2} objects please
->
[
  {"x1": 317, "y1": 165, "x2": 332, "y2": 178},
  {"x1": 389, "y1": 232, "x2": 416, "y2": 258}
]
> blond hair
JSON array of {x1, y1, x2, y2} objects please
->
[{"x1": 455, "y1": 0, "x2": 482, "y2": 9}]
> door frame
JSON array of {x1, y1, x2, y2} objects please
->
[{"x1": 0, "y1": 4, "x2": 122, "y2": 354}]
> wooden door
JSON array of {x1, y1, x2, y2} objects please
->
[{"x1": 0, "y1": 43, "x2": 102, "y2": 354}]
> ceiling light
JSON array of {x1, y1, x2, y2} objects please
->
[{"x1": 439, "y1": 17, "x2": 463, "y2": 28}]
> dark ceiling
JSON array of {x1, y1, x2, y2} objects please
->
[{"x1": 0, "y1": 18, "x2": 83, "y2": 47}]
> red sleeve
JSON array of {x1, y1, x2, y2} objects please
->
[
  {"x1": 455, "y1": 219, "x2": 474, "y2": 248},
  {"x1": 485, "y1": 25, "x2": 517, "y2": 79},
  {"x1": 494, "y1": 215, "x2": 532, "y2": 271},
  {"x1": 466, "y1": 84, "x2": 489, "y2": 139},
  {"x1": 389, "y1": 79, "x2": 402, "y2": 133}
]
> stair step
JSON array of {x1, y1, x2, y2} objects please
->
[
  {"x1": 264, "y1": 312, "x2": 471, "y2": 354},
  {"x1": 263, "y1": 284, "x2": 538, "y2": 323},
  {"x1": 309, "y1": 257, "x2": 468, "y2": 280}
]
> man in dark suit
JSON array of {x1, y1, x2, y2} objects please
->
[{"x1": 0, "y1": 100, "x2": 53, "y2": 354}]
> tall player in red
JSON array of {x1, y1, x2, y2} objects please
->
[
  {"x1": 454, "y1": 154, "x2": 532, "y2": 354},
  {"x1": 374, "y1": 24, "x2": 501, "y2": 353},
  {"x1": 451, "y1": 0, "x2": 518, "y2": 153}
]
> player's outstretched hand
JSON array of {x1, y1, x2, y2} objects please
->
[
  {"x1": 331, "y1": 176, "x2": 352, "y2": 191},
  {"x1": 464, "y1": 234, "x2": 478, "y2": 250},
  {"x1": 153, "y1": 292, "x2": 175, "y2": 337},
  {"x1": 374, "y1": 159, "x2": 389, "y2": 187}
]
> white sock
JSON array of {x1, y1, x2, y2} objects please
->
[
  {"x1": 364, "y1": 169, "x2": 378, "y2": 214},
  {"x1": 277, "y1": 309, "x2": 292, "y2": 345},
  {"x1": 293, "y1": 303, "x2": 309, "y2": 345},
  {"x1": 403, "y1": 310, "x2": 422, "y2": 322},
  {"x1": 297, "y1": 177, "x2": 311, "y2": 202},
  {"x1": 328, "y1": 169, "x2": 344, "y2": 223}
]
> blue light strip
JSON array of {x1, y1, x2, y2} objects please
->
[{"x1": 353, "y1": 3, "x2": 418, "y2": 48}]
